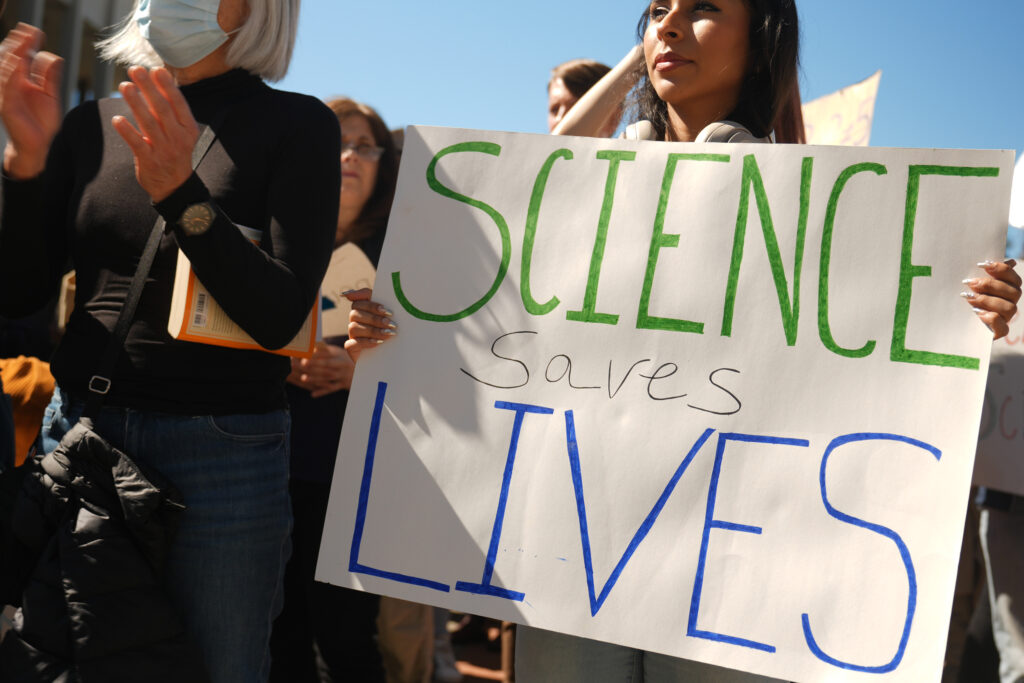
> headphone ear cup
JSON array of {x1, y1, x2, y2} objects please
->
[
  {"x1": 695, "y1": 120, "x2": 770, "y2": 143},
  {"x1": 624, "y1": 121, "x2": 657, "y2": 140}
]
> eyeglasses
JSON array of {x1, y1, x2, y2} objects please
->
[{"x1": 341, "y1": 142, "x2": 385, "y2": 162}]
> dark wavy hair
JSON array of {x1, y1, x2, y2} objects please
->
[
  {"x1": 631, "y1": 0, "x2": 802, "y2": 142},
  {"x1": 326, "y1": 97, "x2": 400, "y2": 245}
]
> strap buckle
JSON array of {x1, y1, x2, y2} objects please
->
[{"x1": 88, "y1": 375, "x2": 111, "y2": 395}]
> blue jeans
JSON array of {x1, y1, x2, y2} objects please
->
[
  {"x1": 515, "y1": 626, "x2": 785, "y2": 682},
  {"x1": 40, "y1": 388, "x2": 293, "y2": 683}
]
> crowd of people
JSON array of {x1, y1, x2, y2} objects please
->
[{"x1": 0, "y1": 0, "x2": 1021, "y2": 682}]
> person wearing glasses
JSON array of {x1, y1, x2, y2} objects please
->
[{"x1": 269, "y1": 97, "x2": 398, "y2": 683}]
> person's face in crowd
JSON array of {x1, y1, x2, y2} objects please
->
[
  {"x1": 643, "y1": 0, "x2": 750, "y2": 120},
  {"x1": 547, "y1": 77, "x2": 579, "y2": 133},
  {"x1": 217, "y1": 0, "x2": 249, "y2": 33},
  {"x1": 339, "y1": 114, "x2": 380, "y2": 216}
]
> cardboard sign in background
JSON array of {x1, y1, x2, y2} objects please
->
[
  {"x1": 803, "y1": 71, "x2": 881, "y2": 147},
  {"x1": 975, "y1": 266, "x2": 1024, "y2": 497},
  {"x1": 318, "y1": 126, "x2": 1013, "y2": 682}
]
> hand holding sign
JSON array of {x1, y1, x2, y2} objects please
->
[
  {"x1": 344, "y1": 288, "x2": 397, "y2": 363},
  {"x1": 963, "y1": 259, "x2": 1021, "y2": 339}
]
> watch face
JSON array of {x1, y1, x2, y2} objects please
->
[{"x1": 181, "y1": 202, "x2": 215, "y2": 236}]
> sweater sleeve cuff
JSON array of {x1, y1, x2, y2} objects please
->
[
  {"x1": 153, "y1": 173, "x2": 212, "y2": 228},
  {"x1": 1, "y1": 172, "x2": 44, "y2": 199}
]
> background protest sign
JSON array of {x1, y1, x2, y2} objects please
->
[
  {"x1": 1011, "y1": 153, "x2": 1024, "y2": 228},
  {"x1": 975, "y1": 266, "x2": 1024, "y2": 497},
  {"x1": 803, "y1": 71, "x2": 882, "y2": 147},
  {"x1": 318, "y1": 126, "x2": 1014, "y2": 682}
]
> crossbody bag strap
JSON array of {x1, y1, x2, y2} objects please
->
[{"x1": 83, "y1": 123, "x2": 221, "y2": 420}]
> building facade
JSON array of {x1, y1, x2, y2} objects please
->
[{"x1": 2, "y1": 0, "x2": 132, "y2": 110}]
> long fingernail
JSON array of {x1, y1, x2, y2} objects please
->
[
  {"x1": 381, "y1": 329, "x2": 397, "y2": 337},
  {"x1": 341, "y1": 289, "x2": 356, "y2": 296},
  {"x1": 962, "y1": 278, "x2": 978, "y2": 286},
  {"x1": 972, "y1": 307, "x2": 986, "y2": 315},
  {"x1": 387, "y1": 322, "x2": 398, "y2": 330},
  {"x1": 960, "y1": 291, "x2": 977, "y2": 300},
  {"x1": 377, "y1": 306, "x2": 393, "y2": 317}
]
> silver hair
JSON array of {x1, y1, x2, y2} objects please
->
[{"x1": 97, "y1": 0, "x2": 300, "y2": 82}]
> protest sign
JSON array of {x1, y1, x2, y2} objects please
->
[
  {"x1": 803, "y1": 71, "x2": 881, "y2": 147},
  {"x1": 318, "y1": 126, "x2": 1014, "y2": 682},
  {"x1": 1010, "y1": 153, "x2": 1023, "y2": 228},
  {"x1": 975, "y1": 267, "x2": 1024, "y2": 497},
  {"x1": 320, "y1": 243, "x2": 377, "y2": 337}
]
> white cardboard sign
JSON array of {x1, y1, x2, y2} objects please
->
[
  {"x1": 1010, "y1": 153, "x2": 1024, "y2": 228},
  {"x1": 318, "y1": 126, "x2": 1014, "y2": 682}
]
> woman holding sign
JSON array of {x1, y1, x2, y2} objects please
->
[
  {"x1": 0, "y1": 1, "x2": 340, "y2": 680},
  {"x1": 345, "y1": 0, "x2": 1021, "y2": 680}
]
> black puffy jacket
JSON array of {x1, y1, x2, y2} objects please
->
[{"x1": 0, "y1": 421, "x2": 209, "y2": 682}]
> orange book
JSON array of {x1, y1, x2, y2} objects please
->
[{"x1": 167, "y1": 225, "x2": 319, "y2": 358}]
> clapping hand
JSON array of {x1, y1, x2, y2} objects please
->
[
  {"x1": 0, "y1": 23, "x2": 63, "y2": 179},
  {"x1": 112, "y1": 66, "x2": 200, "y2": 203}
]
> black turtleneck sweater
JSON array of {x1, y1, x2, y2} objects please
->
[{"x1": 0, "y1": 70, "x2": 341, "y2": 414}]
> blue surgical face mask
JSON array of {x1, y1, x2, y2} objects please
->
[{"x1": 135, "y1": 0, "x2": 234, "y2": 68}]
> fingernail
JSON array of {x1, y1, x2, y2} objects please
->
[
  {"x1": 978, "y1": 260, "x2": 998, "y2": 268},
  {"x1": 372, "y1": 339, "x2": 385, "y2": 345},
  {"x1": 387, "y1": 322, "x2": 398, "y2": 330},
  {"x1": 960, "y1": 291, "x2": 977, "y2": 300},
  {"x1": 382, "y1": 329, "x2": 397, "y2": 337},
  {"x1": 341, "y1": 289, "x2": 356, "y2": 296},
  {"x1": 378, "y1": 306, "x2": 393, "y2": 317},
  {"x1": 962, "y1": 278, "x2": 978, "y2": 286},
  {"x1": 972, "y1": 307, "x2": 986, "y2": 315}
]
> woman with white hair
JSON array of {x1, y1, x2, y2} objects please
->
[{"x1": 0, "y1": 1, "x2": 340, "y2": 681}]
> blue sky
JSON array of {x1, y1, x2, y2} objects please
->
[{"x1": 277, "y1": 1, "x2": 1023, "y2": 156}]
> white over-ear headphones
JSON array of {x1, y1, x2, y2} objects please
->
[
  {"x1": 624, "y1": 119, "x2": 772, "y2": 144},
  {"x1": 694, "y1": 120, "x2": 771, "y2": 143}
]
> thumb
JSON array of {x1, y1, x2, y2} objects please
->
[{"x1": 343, "y1": 338, "x2": 362, "y2": 364}]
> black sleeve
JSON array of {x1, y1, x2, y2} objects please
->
[
  {"x1": 0, "y1": 106, "x2": 77, "y2": 318},
  {"x1": 153, "y1": 99, "x2": 341, "y2": 350}
]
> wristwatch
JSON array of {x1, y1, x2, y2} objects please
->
[{"x1": 178, "y1": 202, "x2": 216, "y2": 236}]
